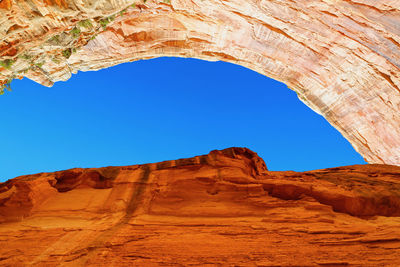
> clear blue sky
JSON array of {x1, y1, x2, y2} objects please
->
[{"x1": 0, "y1": 57, "x2": 365, "y2": 181}]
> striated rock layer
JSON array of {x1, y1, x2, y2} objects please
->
[
  {"x1": 1, "y1": 147, "x2": 400, "y2": 266},
  {"x1": 1, "y1": 0, "x2": 400, "y2": 166}
]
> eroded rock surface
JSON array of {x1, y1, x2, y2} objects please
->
[
  {"x1": 1, "y1": 0, "x2": 400, "y2": 166},
  {"x1": 0, "y1": 147, "x2": 400, "y2": 266}
]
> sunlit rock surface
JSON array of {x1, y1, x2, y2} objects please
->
[
  {"x1": 0, "y1": 147, "x2": 400, "y2": 266},
  {"x1": 1, "y1": 0, "x2": 400, "y2": 165}
]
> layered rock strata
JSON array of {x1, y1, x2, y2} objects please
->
[
  {"x1": 1, "y1": 0, "x2": 400, "y2": 165},
  {"x1": 0, "y1": 147, "x2": 400, "y2": 266}
]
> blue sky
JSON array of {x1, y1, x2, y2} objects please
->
[{"x1": 0, "y1": 57, "x2": 365, "y2": 181}]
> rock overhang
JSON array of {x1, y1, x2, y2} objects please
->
[{"x1": 1, "y1": 0, "x2": 400, "y2": 165}]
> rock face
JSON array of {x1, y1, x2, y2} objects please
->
[
  {"x1": 0, "y1": 147, "x2": 400, "y2": 266},
  {"x1": 1, "y1": 1, "x2": 400, "y2": 166}
]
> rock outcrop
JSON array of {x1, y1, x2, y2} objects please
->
[
  {"x1": 1, "y1": 0, "x2": 400, "y2": 166},
  {"x1": 0, "y1": 147, "x2": 400, "y2": 266}
]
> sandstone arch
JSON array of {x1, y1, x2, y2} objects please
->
[{"x1": 0, "y1": 0, "x2": 399, "y2": 165}]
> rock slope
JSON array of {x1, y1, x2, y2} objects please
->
[
  {"x1": 0, "y1": 147, "x2": 400, "y2": 266},
  {"x1": 1, "y1": 0, "x2": 400, "y2": 166}
]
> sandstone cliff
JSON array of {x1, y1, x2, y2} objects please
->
[
  {"x1": 1, "y1": 0, "x2": 400, "y2": 166},
  {"x1": 0, "y1": 147, "x2": 400, "y2": 266}
]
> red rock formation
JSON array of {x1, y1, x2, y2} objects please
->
[
  {"x1": 0, "y1": 147, "x2": 400, "y2": 266},
  {"x1": 1, "y1": 1, "x2": 400, "y2": 166}
]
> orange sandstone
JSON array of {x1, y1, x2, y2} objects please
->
[{"x1": 0, "y1": 147, "x2": 400, "y2": 266}]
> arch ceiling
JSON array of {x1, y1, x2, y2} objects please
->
[{"x1": 1, "y1": 0, "x2": 400, "y2": 165}]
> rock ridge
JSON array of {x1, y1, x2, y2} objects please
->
[{"x1": 0, "y1": 147, "x2": 400, "y2": 265}]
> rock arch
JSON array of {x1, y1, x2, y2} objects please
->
[{"x1": 1, "y1": 0, "x2": 399, "y2": 165}]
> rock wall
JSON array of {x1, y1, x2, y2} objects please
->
[
  {"x1": 1, "y1": 0, "x2": 400, "y2": 165},
  {"x1": 0, "y1": 147, "x2": 400, "y2": 265}
]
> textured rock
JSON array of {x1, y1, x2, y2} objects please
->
[
  {"x1": 1, "y1": 0, "x2": 400, "y2": 166},
  {"x1": 0, "y1": 147, "x2": 400, "y2": 266}
]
